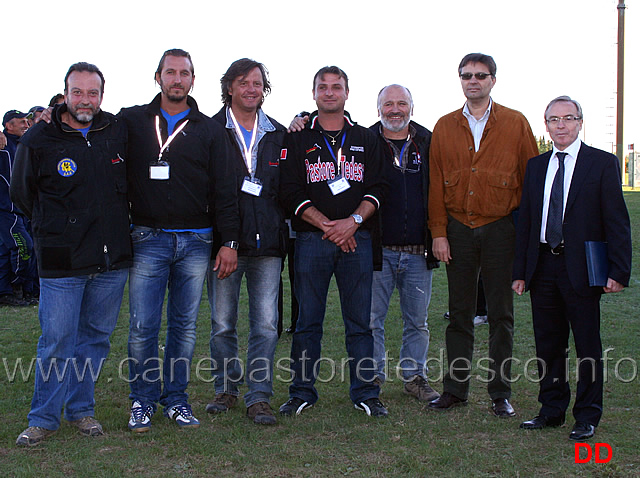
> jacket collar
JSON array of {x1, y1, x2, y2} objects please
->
[
  {"x1": 308, "y1": 110, "x2": 356, "y2": 131},
  {"x1": 223, "y1": 106, "x2": 275, "y2": 133},
  {"x1": 52, "y1": 103, "x2": 110, "y2": 133},
  {"x1": 145, "y1": 93, "x2": 201, "y2": 121}
]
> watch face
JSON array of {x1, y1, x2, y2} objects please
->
[{"x1": 353, "y1": 214, "x2": 363, "y2": 224}]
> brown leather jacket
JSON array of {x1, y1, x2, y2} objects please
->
[{"x1": 428, "y1": 102, "x2": 538, "y2": 237}]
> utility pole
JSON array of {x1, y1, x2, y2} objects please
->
[{"x1": 616, "y1": 0, "x2": 626, "y2": 181}]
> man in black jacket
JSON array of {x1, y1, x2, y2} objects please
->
[
  {"x1": 204, "y1": 59, "x2": 287, "y2": 425},
  {"x1": 11, "y1": 62, "x2": 132, "y2": 446},
  {"x1": 368, "y1": 85, "x2": 440, "y2": 402},
  {"x1": 121, "y1": 49, "x2": 239, "y2": 433},
  {"x1": 279, "y1": 66, "x2": 388, "y2": 418}
]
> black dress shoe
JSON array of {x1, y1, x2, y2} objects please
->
[
  {"x1": 519, "y1": 414, "x2": 565, "y2": 429},
  {"x1": 569, "y1": 422, "x2": 595, "y2": 440},
  {"x1": 427, "y1": 392, "x2": 467, "y2": 411},
  {"x1": 491, "y1": 398, "x2": 516, "y2": 418}
]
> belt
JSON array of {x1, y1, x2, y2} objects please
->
[{"x1": 539, "y1": 243, "x2": 564, "y2": 255}]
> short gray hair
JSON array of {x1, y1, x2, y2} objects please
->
[
  {"x1": 544, "y1": 95, "x2": 583, "y2": 120},
  {"x1": 377, "y1": 84, "x2": 413, "y2": 110}
]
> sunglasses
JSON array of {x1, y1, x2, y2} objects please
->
[{"x1": 459, "y1": 72, "x2": 492, "y2": 80}]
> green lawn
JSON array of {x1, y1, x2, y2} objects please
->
[{"x1": 1, "y1": 192, "x2": 639, "y2": 477}]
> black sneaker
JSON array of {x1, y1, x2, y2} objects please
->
[
  {"x1": 279, "y1": 397, "x2": 312, "y2": 416},
  {"x1": 355, "y1": 398, "x2": 388, "y2": 418},
  {"x1": 0, "y1": 294, "x2": 28, "y2": 307}
]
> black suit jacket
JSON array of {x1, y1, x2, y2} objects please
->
[{"x1": 513, "y1": 142, "x2": 631, "y2": 297}]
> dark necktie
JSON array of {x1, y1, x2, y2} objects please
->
[{"x1": 545, "y1": 152, "x2": 567, "y2": 248}]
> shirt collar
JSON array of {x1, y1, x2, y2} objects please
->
[
  {"x1": 551, "y1": 137, "x2": 582, "y2": 160},
  {"x1": 225, "y1": 107, "x2": 275, "y2": 133},
  {"x1": 462, "y1": 98, "x2": 492, "y2": 122}
]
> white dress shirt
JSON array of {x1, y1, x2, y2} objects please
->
[
  {"x1": 462, "y1": 98, "x2": 492, "y2": 152},
  {"x1": 540, "y1": 138, "x2": 582, "y2": 243}
]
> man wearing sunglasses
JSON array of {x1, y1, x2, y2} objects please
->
[{"x1": 427, "y1": 53, "x2": 538, "y2": 417}]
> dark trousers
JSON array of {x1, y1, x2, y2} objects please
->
[
  {"x1": 530, "y1": 249, "x2": 603, "y2": 426},
  {"x1": 0, "y1": 212, "x2": 38, "y2": 295},
  {"x1": 443, "y1": 216, "x2": 515, "y2": 399},
  {"x1": 277, "y1": 238, "x2": 299, "y2": 336}
]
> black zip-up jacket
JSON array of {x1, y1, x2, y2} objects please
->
[
  {"x1": 212, "y1": 107, "x2": 287, "y2": 257},
  {"x1": 280, "y1": 110, "x2": 387, "y2": 233},
  {"x1": 10, "y1": 104, "x2": 132, "y2": 278},
  {"x1": 119, "y1": 94, "x2": 238, "y2": 242},
  {"x1": 369, "y1": 120, "x2": 439, "y2": 269}
]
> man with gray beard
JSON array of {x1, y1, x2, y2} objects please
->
[
  {"x1": 367, "y1": 85, "x2": 440, "y2": 401},
  {"x1": 11, "y1": 62, "x2": 132, "y2": 445}
]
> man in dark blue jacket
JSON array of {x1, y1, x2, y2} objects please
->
[
  {"x1": 204, "y1": 59, "x2": 287, "y2": 425},
  {"x1": 11, "y1": 62, "x2": 132, "y2": 446},
  {"x1": 513, "y1": 96, "x2": 631, "y2": 441},
  {"x1": 0, "y1": 110, "x2": 37, "y2": 306},
  {"x1": 368, "y1": 85, "x2": 440, "y2": 402}
]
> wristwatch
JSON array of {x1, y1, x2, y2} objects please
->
[
  {"x1": 223, "y1": 241, "x2": 239, "y2": 250},
  {"x1": 351, "y1": 214, "x2": 363, "y2": 226}
]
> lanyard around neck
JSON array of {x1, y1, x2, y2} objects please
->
[
  {"x1": 392, "y1": 134, "x2": 411, "y2": 168},
  {"x1": 155, "y1": 115, "x2": 189, "y2": 160},
  {"x1": 229, "y1": 108, "x2": 258, "y2": 174},
  {"x1": 322, "y1": 132, "x2": 346, "y2": 175}
]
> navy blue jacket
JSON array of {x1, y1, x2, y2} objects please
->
[
  {"x1": 369, "y1": 120, "x2": 438, "y2": 269},
  {"x1": 513, "y1": 143, "x2": 631, "y2": 296}
]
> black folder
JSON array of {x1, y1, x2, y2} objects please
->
[{"x1": 585, "y1": 241, "x2": 608, "y2": 287}]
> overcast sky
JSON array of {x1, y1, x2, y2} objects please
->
[{"x1": 3, "y1": 0, "x2": 638, "y2": 154}]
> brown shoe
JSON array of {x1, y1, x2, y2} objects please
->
[
  {"x1": 403, "y1": 375, "x2": 440, "y2": 402},
  {"x1": 70, "y1": 416, "x2": 104, "y2": 436},
  {"x1": 491, "y1": 398, "x2": 516, "y2": 418},
  {"x1": 206, "y1": 393, "x2": 238, "y2": 414},
  {"x1": 427, "y1": 392, "x2": 467, "y2": 411},
  {"x1": 247, "y1": 402, "x2": 276, "y2": 425},
  {"x1": 16, "y1": 426, "x2": 56, "y2": 446}
]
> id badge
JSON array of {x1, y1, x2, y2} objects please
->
[
  {"x1": 328, "y1": 176, "x2": 350, "y2": 196},
  {"x1": 241, "y1": 177, "x2": 263, "y2": 196},
  {"x1": 149, "y1": 160, "x2": 170, "y2": 180}
]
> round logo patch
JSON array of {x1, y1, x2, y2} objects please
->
[{"x1": 57, "y1": 158, "x2": 77, "y2": 177}]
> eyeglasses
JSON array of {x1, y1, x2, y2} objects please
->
[
  {"x1": 546, "y1": 115, "x2": 582, "y2": 124},
  {"x1": 459, "y1": 72, "x2": 492, "y2": 80}
]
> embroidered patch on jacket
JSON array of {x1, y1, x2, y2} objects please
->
[
  {"x1": 57, "y1": 158, "x2": 77, "y2": 177},
  {"x1": 350, "y1": 145, "x2": 364, "y2": 152},
  {"x1": 112, "y1": 153, "x2": 125, "y2": 164},
  {"x1": 280, "y1": 149, "x2": 287, "y2": 160}
]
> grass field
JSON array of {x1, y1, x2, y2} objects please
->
[{"x1": 1, "y1": 192, "x2": 639, "y2": 477}]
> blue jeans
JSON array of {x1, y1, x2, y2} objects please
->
[
  {"x1": 128, "y1": 227, "x2": 212, "y2": 410},
  {"x1": 27, "y1": 269, "x2": 128, "y2": 430},
  {"x1": 207, "y1": 255, "x2": 280, "y2": 407},
  {"x1": 289, "y1": 230, "x2": 379, "y2": 405},
  {"x1": 370, "y1": 248, "x2": 433, "y2": 382}
]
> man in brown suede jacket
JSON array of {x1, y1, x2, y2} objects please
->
[{"x1": 427, "y1": 53, "x2": 538, "y2": 417}]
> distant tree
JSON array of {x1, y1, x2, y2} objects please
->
[{"x1": 537, "y1": 136, "x2": 552, "y2": 153}]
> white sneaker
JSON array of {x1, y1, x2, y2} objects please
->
[
  {"x1": 473, "y1": 315, "x2": 488, "y2": 326},
  {"x1": 128, "y1": 400, "x2": 154, "y2": 432}
]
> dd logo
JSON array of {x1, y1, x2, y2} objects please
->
[{"x1": 574, "y1": 443, "x2": 612, "y2": 464}]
